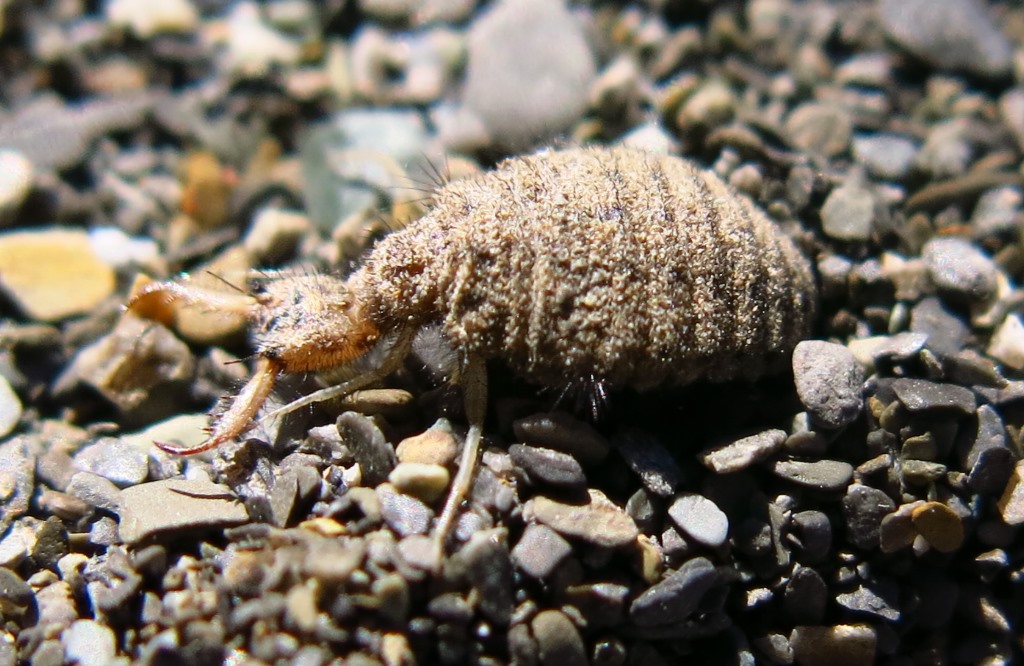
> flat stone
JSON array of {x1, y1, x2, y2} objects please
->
[
  {"x1": 523, "y1": 489, "x2": 638, "y2": 548},
  {"x1": 790, "y1": 624, "x2": 877, "y2": 666},
  {"x1": 819, "y1": 170, "x2": 875, "y2": 240},
  {"x1": 511, "y1": 523, "x2": 573, "y2": 579},
  {"x1": 878, "y1": 0, "x2": 1012, "y2": 78},
  {"x1": 793, "y1": 341, "x2": 865, "y2": 429},
  {"x1": 996, "y1": 461, "x2": 1024, "y2": 525},
  {"x1": 118, "y1": 479, "x2": 249, "y2": 544},
  {"x1": 891, "y1": 378, "x2": 976, "y2": 415},
  {"x1": 699, "y1": 429, "x2": 785, "y2": 473},
  {"x1": 964, "y1": 404, "x2": 1014, "y2": 495},
  {"x1": 835, "y1": 580, "x2": 901, "y2": 622},
  {"x1": 922, "y1": 237, "x2": 998, "y2": 303},
  {"x1": 0, "y1": 228, "x2": 116, "y2": 321},
  {"x1": 911, "y1": 297, "x2": 969, "y2": 358},
  {"x1": 66, "y1": 472, "x2": 122, "y2": 513},
  {"x1": 988, "y1": 314, "x2": 1024, "y2": 371},
  {"x1": 512, "y1": 411, "x2": 610, "y2": 465},
  {"x1": 377, "y1": 484, "x2": 432, "y2": 537},
  {"x1": 531, "y1": 609, "x2": 587, "y2": 666},
  {"x1": 72, "y1": 438, "x2": 148, "y2": 488},
  {"x1": 62, "y1": 619, "x2": 117, "y2": 666},
  {"x1": 843, "y1": 485, "x2": 896, "y2": 550},
  {"x1": 612, "y1": 428, "x2": 682, "y2": 497},
  {"x1": 771, "y1": 459, "x2": 854, "y2": 492},
  {"x1": 912, "y1": 501, "x2": 965, "y2": 553},
  {"x1": 629, "y1": 556, "x2": 718, "y2": 626},
  {"x1": 338, "y1": 411, "x2": 396, "y2": 486},
  {"x1": 509, "y1": 444, "x2": 586, "y2": 490},
  {"x1": 667, "y1": 494, "x2": 729, "y2": 548}
]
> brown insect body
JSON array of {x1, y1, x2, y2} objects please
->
[{"x1": 128, "y1": 146, "x2": 818, "y2": 566}]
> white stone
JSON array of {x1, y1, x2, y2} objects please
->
[{"x1": 988, "y1": 313, "x2": 1024, "y2": 371}]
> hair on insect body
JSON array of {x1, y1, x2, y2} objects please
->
[{"x1": 127, "y1": 145, "x2": 818, "y2": 567}]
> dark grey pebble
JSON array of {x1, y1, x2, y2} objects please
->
[
  {"x1": 269, "y1": 467, "x2": 321, "y2": 527},
  {"x1": 626, "y1": 488, "x2": 658, "y2": 532},
  {"x1": 667, "y1": 494, "x2": 729, "y2": 548},
  {"x1": 842, "y1": 484, "x2": 896, "y2": 550},
  {"x1": 337, "y1": 411, "x2": 396, "y2": 486},
  {"x1": 72, "y1": 438, "x2": 148, "y2": 488},
  {"x1": 612, "y1": 428, "x2": 682, "y2": 497},
  {"x1": 512, "y1": 412, "x2": 610, "y2": 465},
  {"x1": 922, "y1": 237, "x2": 999, "y2": 303},
  {"x1": 891, "y1": 378, "x2": 977, "y2": 415},
  {"x1": 629, "y1": 556, "x2": 718, "y2": 626},
  {"x1": 562, "y1": 582, "x2": 630, "y2": 629},
  {"x1": 530, "y1": 609, "x2": 587, "y2": 666},
  {"x1": 452, "y1": 528, "x2": 513, "y2": 626},
  {"x1": 771, "y1": 459, "x2": 854, "y2": 492},
  {"x1": 699, "y1": 429, "x2": 785, "y2": 474},
  {"x1": 427, "y1": 592, "x2": 474, "y2": 623},
  {"x1": 791, "y1": 510, "x2": 832, "y2": 563},
  {"x1": 118, "y1": 479, "x2": 249, "y2": 544},
  {"x1": 66, "y1": 472, "x2": 122, "y2": 513},
  {"x1": 783, "y1": 566, "x2": 827, "y2": 624},
  {"x1": 878, "y1": 0, "x2": 1012, "y2": 78},
  {"x1": 0, "y1": 567, "x2": 33, "y2": 617},
  {"x1": 509, "y1": 444, "x2": 586, "y2": 490},
  {"x1": 377, "y1": 485, "x2": 432, "y2": 537},
  {"x1": 836, "y1": 579, "x2": 901, "y2": 622},
  {"x1": 792, "y1": 341, "x2": 865, "y2": 429},
  {"x1": 963, "y1": 404, "x2": 1014, "y2": 494},
  {"x1": 511, "y1": 523, "x2": 573, "y2": 580},
  {"x1": 911, "y1": 297, "x2": 969, "y2": 358}
]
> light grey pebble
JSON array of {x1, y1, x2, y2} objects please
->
[
  {"x1": 842, "y1": 484, "x2": 896, "y2": 550},
  {"x1": 871, "y1": 332, "x2": 929, "y2": 364},
  {"x1": 511, "y1": 523, "x2": 573, "y2": 579},
  {"x1": 612, "y1": 428, "x2": 682, "y2": 497},
  {"x1": 0, "y1": 375, "x2": 21, "y2": 438},
  {"x1": 851, "y1": 134, "x2": 917, "y2": 180},
  {"x1": 970, "y1": 186, "x2": 1022, "y2": 237},
  {"x1": 964, "y1": 404, "x2": 1014, "y2": 494},
  {"x1": 793, "y1": 341, "x2": 865, "y2": 429},
  {"x1": 914, "y1": 119, "x2": 972, "y2": 178},
  {"x1": 771, "y1": 459, "x2": 854, "y2": 492},
  {"x1": 0, "y1": 149, "x2": 32, "y2": 219},
  {"x1": 337, "y1": 411, "x2": 396, "y2": 487},
  {"x1": 512, "y1": 412, "x2": 610, "y2": 465},
  {"x1": 62, "y1": 619, "x2": 117, "y2": 666},
  {"x1": 629, "y1": 556, "x2": 718, "y2": 626},
  {"x1": 791, "y1": 510, "x2": 832, "y2": 563},
  {"x1": 820, "y1": 170, "x2": 876, "y2": 241},
  {"x1": 784, "y1": 102, "x2": 852, "y2": 157},
  {"x1": 789, "y1": 624, "x2": 877, "y2": 666},
  {"x1": 377, "y1": 485, "x2": 432, "y2": 537},
  {"x1": 531, "y1": 609, "x2": 587, "y2": 666},
  {"x1": 835, "y1": 579, "x2": 901, "y2": 622},
  {"x1": 523, "y1": 490, "x2": 638, "y2": 548},
  {"x1": 509, "y1": 444, "x2": 586, "y2": 490},
  {"x1": 911, "y1": 297, "x2": 969, "y2": 358},
  {"x1": 878, "y1": 0, "x2": 1012, "y2": 78},
  {"x1": 699, "y1": 429, "x2": 785, "y2": 474},
  {"x1": 891, "y1": 378, "x2": 976, "y2": 415},
  {"x1": 453, "y1": 528, "x2": 513, "y2": 626},
  {"x1": 922, "y1": 237, "x2": 998, "y2": 303},
  {"x1": 118, "y1": 479, "x2": 249, "y2": 544},
  {"x1": 458, "y1": 0, "x2": 595, "y2": 149},
  {"x1": 72, "y1": 438, "x2": 148, "y2": 488},
  {"x1": 784, "y1": 566, "x2": 827, "y2": 624},
  {"x1": 667, "y1": 494, "x2": 729, "y2": 548},
  {"x1": 0, "y1": 437, "x2": 34, "y2": 532}
]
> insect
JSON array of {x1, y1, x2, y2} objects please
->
[{"x1": 127, "y1": 145, "x2": 818, "y2": 565}]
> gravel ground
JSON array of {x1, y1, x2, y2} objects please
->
[{"x1": 0, "y1": 0, "x2": 1023, "y2": 664}]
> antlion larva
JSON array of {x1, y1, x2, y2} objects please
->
[{"x1": 127, "y1": 145, "x2": 818, "y2": 565}]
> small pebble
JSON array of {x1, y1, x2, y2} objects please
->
[
  {"x1": 453, "y1": 528, "x2": 513, "y2": 626},
  {"x1": 0, "y1": 149, "x2": 32, "y2": 218},
  {"x1": 629, "y1": 557, "x2": 718, "y2": 626},
  {"x1": 0, "y1": 375, "x2": 22, "y2": 438},
  {"x1": 377, "y1": 485, "x2": 432, "y2": 537},
  {"x1": 911, "y1": 501, "x2": 965, "y2": 553},
  {"x1": 771, "y1": 459, "x2": 854, "y2": 492},
  {"x1": 835, "y1": 580, "x2": 900, "y2": 622},
  {"x1": 699, "y1": 429, "x2": 785, "y2": 474},
  {"x1": 523, "y1": 490, "x2": 638, "y2": 548},
  {"x1": 338, "y1": 411, "x2": 396, "y2": 487},
  {"x1": 73, "y1": 438, "x2": 149, "y2": 488},
  {"x1": 785, "y1": 102, "x2": 852, "y2": 157},
  {"x1": 784, "y1": 566, "x2": 827, "y2": 624},
  {"x1": 987, "y1": 313, "x2": 1024, "y2": 371},
  {"x1": 106, "y1": 0, "x2": 199, "y2": 38},
  {"x1": 0, "y1": 567, "x2": 33, "y2": 617},
  {"x1": 531, "y1": 609, "x2": 587, "y2": 666},
  {"x1": 388, "y1": 463, "x2": 450, "y2": 504},
  {"x1": 0, "y1": 228, "x2": 116, "y2": 322},
  {"x1": 509, "y1": 444, "x2": 586, "y2": 490},
  {"x1": 819, "y1": 171, "x2": 876, "y2": 241},
  {"x1": 511, "y1": 523, "x2": 573, "y2": 580},
  {"x1": 843, "y1": 485, "x2": 896, "y2": 550},
  {"x1": 395, "y1": 419, "x2": 459, "y2": 467},
  {"x1": 891, "y1": 378, "x2": 976, "y2": 415},
  {"x1": 970, "y1": 186, "x2": 1022, "y2": 237},
  {"x1": 793, "y1": 341, "x2": 865, "y2": 429},
  {"x1": 922, "y1": 237, "x2": 999, "y2": 303},
  {"x1": 910, "y1": 297, "x2": 969, "y2": 358},
  {"x1": 612, "y1": 429, "x2": 682, "y2": 497},
  {"x1": 667, "y1": 494, "x2": 729, "y2": 548},
  {"x1": 879, "y1": 503, "x2": 920, "y2": 554},
  {"x1": 62, "y1": 619, "x2": 117, "y2": 666},
  {"x1": 964, "y1": 404, "x2": 1014, "y2": 495},
  {"x1": 789, "y1": 624, "x2": 877, "y2": 666},
  {"x1": 851, "y1": 134, "x2": 916, "y2": 180},
  {"x1": 878, "y1": 0, "x2": 1012, "y2": 78},
  {"x1": 118, "y1": 479, "x2": 249, "y2": 544},
  {"x1": 791, "y1": 511, "x2": 832, "y2": 563},
  {"x1": 996, "y1": 461, "x2": 1024, "y2": 526},
  {"x1": 512, "y1": 412, "x2": 610, "y2": 465}
]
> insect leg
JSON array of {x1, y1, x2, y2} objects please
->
[{"x1": 432, "y1": 353, "x2": 486, "y2": 568}]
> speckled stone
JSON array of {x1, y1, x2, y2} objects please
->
[
  {"x1": 629, "y1": 556, "x2": 718, "y2": 626},
  {"x1": 523, "y1": 489, "x2": 638, "y2": 548},
  {"x1": 667, "y1": 494, "x2": 729, "y2": 548},
  {"x1": 118, "y1": 479, "x2": 249, "y2": 544},
  {"x1": 793, "y1": 341, "x2": 865, "y2": 429},
  {"x1": 699, "y1": 429, "x2": 785, "y2": 474}
]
